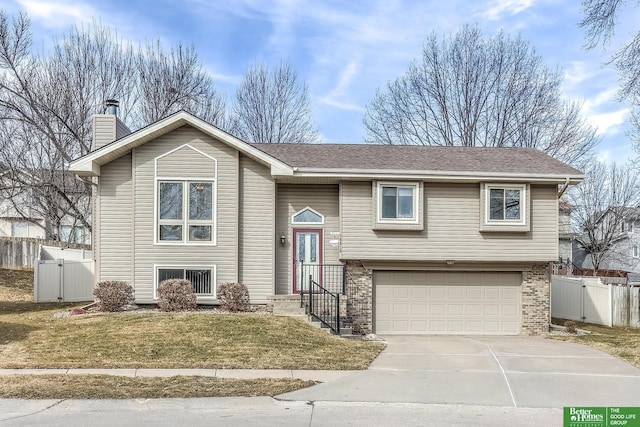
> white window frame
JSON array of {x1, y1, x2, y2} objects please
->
[
  {"x1": 154, "y1": 265, "x2": 217, "y2": 299},
  {"x1": 155, "y1": 180, "x2": 216, "y2": 245},
  {"x1": 291, "y1": 206, "x2": 325, "y2": 225},
  {"x1": 484, "y1": 184, "x2": 527, "y2": 226},
  {"x1": 154, "y1": 144, "x2": 217, "y2": 246},
  {"x1": 376, "y1": 181, "x2": 420, "y2": 224}
]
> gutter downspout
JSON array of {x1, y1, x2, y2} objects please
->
[
  {"x1": 558, "y1": 177, "x2": 570, "y2": 199},
  {"x1": 75, "y1": 175, "x2": 97, "y2": 187}
]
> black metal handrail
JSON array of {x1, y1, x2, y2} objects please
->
[
  {"x1": 306, "y1": 275, "x2": 340, "y2": 334},
  {"x1": 298, "y1": 263, "x2": 346, "y2": 295}
]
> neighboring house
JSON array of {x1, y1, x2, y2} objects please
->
[
  {"x1": 69, "y1": 110, "x2": 583, "y2": 336},
  {"x1": 558, "y1": 200, "x2": 574, "y2": 266},
  {"x1": 573, "y1": 207, "x2": 640, "y2": 273},
  {"x1": 0, "y1": 168, "x2": 91, "y2": 244}
]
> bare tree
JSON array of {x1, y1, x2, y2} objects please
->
[
  {"x1": 579, "y1": 0, "x2": 640, "y2": 146},
  {"x1": 364, "y1": 25, "x2": 598, "y2": 166},
  {"x1": 569, "y1": 162, "x2": 640, "y2": 271},
  {"x1": 231, "y1": 61, "x2": 319, "y2": 143},
  {"x1": 0, "y1": 12, "x2": 226, "y2": 239}
]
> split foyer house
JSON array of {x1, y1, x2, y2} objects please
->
[{"x1": 69, "y1": 109, "x2": 584, "y2": 336}]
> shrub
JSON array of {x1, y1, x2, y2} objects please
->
[
  {"x1": 157, "y1": 279, "x2": 197, "y2": 312},
  {"x1": 217, "y1": 282, "x2": 250, "y2": 312},
  {"x1": 93, "y1": 281, "x2": 134, "y2": 312},
  {"x1": 564, "y1": 320, "x2": 578, "y2": 334}
]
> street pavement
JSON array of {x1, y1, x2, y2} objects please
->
[{"x1": 0, "y1": 398, "x2": 562, "y2": 427}]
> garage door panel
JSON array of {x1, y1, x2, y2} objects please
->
[
  {"x1": 502, "y1": 288, "x2": 519, "y2": 299},
  {"x1": 467, "y1": 304, "x2": 482, "y2": 316},
  {"x1": 374, "y1": 271, "x2": 522, "y2": 335}
]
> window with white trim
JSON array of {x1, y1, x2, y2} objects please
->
[
  {"x1": 158, "y1": 181, "x2": 214, "y2": 243},
  {"x1": 485, "y1": 184, "x2": 526, "y2": 225},
  {"x1": 156, "y1": 266, "x2": 215, "y2": 296},
  {"x1": 377, "y1": 182, "x2": 419, "y2": 223}
]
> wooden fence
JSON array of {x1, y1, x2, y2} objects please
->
[
  {"x1": 551, "y1": 275, "x2": 640, "y2": 328},
  {"x1": 0, "y1": 237, "x2": 90, "y2": 270}
]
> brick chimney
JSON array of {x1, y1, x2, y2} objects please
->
[{"x1": 91, "y1": 99, "x2": 131, "y2": 151}]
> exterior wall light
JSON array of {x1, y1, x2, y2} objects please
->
[{"x1": 280, "y1": 233, "x2": 286, "y2": 245}]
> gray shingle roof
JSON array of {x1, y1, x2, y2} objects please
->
[{"x1": 251, "y1": 144, "x2": 582, "y2": 176}]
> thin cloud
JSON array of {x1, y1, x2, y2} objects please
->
[
  {"x1": 482, "y1": 0, "x2": 535, "y2": 20},
  {"x1": 17, "y1": 0, "x2": 95, "y2": 27},
  {"x1": 586, "y1": 109, "x2": 629, "y2": 136}
]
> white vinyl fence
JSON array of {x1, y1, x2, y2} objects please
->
[
  {"x1": 551, "y1": 275, "x2": 640, "y2": 328},
  {"x1": 34, "y1": 245, "x2": 94, "y2": 303}
]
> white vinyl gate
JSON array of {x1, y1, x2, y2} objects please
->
[
  {"x1": 33, "y1": 246, "x2": 94, "y2": 303},
  {"x1": 551, "y1": 276, "x2": 612, "y2": 326}
]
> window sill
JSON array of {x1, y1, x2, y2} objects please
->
[
  {"x1": 480, "y1": 223, "x2": 530, "y2": 232},
  {"x1": 373, "y1": 222, "x2": 424, "y2": 231}
]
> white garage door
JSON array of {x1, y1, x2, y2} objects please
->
[{"x1": 374, "y1": 271, "x2": 522, "y2": 335}]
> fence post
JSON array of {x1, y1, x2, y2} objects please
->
[
  {"x1": 336, "y1": 293, "x2": 340, "y2": 334},
  {"x1": 58, "y1": 259, "x2": 64, "y2": 302},
  {"x1": 608, "y1": 283, "x2": 613, "y2": 327}
]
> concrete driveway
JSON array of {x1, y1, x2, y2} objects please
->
[{"x1": 278, "y1": 336, "x2": 640, "y2": 408}]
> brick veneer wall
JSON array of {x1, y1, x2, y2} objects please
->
[
  {"x1": 345, "y1": 261, "x2": 551, "y2": 336},
  {"x1": 521, "y1": 263, "x2": 551, "y2": 335},
  {"x1": 345, "y1": 260, "x2": 373, "y2": 334}
]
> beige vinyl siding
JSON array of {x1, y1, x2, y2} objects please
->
[
  {"x1": 275, "y1": 184, "x2": 340, "y2": 295},
  {"x1": 115, "y1": 118, "x2": 131, "y2": 140},
  {"x1": 156, "y1": 145, "x2": 216, "y2": 178},
  {"x1": 98, "y1": 153, "x2": 133, "y2": 283},
  {"x1": 92, "y1": 115, "x2": 117, "y2": 150},
  {"x1": 132, "y1": 125, "x2": 238, "y2": 303},
  {"x1": 340, "y1": 182, "x2": 558, "y2": 262},
  {"x1": 238, "y1": 154, "x2": 275, "y2": 302}
]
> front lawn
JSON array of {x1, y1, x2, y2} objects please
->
[
  {"x1": 0, "y1": 269, "x2": 385, "y2": 370},
  {"x1": 551, "y1": 318, "x2": 640, "y2": 369},
  {"x1": 0, "y1": 375, "x2": 315, "y2": 399},
  {"x1": 0, "y1": 268, "x2": 384, "y2": 398}
]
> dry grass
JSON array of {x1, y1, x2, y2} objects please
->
[
  {"x1": 0, "y1": 375, "x2": 315, "y2": 399},
  {"x1": 0, "y1": 269, "x2": 385, "y2": 370},
  {"x1": 551, "y1": 318, "x2": 640, "y2": 368}
]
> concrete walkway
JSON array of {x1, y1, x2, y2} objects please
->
[{"x1": 0, "y1": 368, "x2": 356, "y2": 382}]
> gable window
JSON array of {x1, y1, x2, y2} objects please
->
[
  {"x1": 158, "y1": 181, "x2": 214, "y2": 244},
  {"x1": 156, "y1": 266, "x2": 215, "y2": 297},
  {"x1": 292, "y1": 207, "x2": 324, "y2": 224}
]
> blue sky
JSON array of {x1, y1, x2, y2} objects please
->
[{"x1": 1, "y1": 0, "x2": 638, "y2": 164}]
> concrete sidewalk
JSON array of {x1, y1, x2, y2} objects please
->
[{"x1": 0, "y1": 368, "x2": 356, "y2": 382}]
